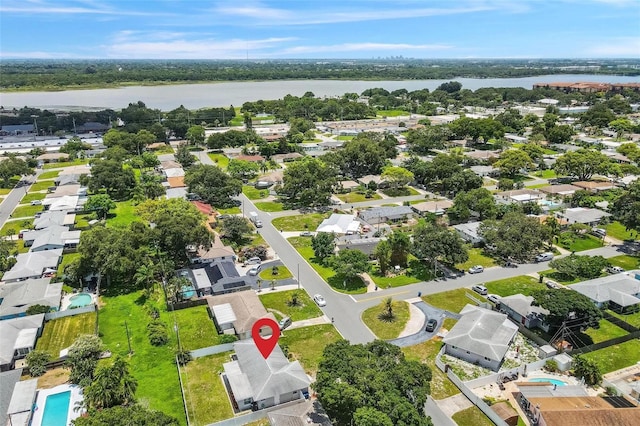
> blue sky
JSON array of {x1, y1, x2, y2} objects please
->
[{"x1": 1, "y1": 0, "x2": 639, "y2": 59}]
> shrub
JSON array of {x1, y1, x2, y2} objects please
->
[
  {"x1": 544, "y1": 359, "x2": 558, "y2": 373},
  {"x1": 219, "y1": 334, "x2": 238, "y2": 344},
  {"x1": 26, "y1": 350, "x2": 51, "y2": 377},
  {"x1": 147, "y1": 320, "x2": 169, "y2": 346},
  {"x1": 26, "y1": 304, "x2": 51, "y2": 315},
  {"x1": 240, "y1": 245, "x2": 267, "y2": 260},
  {"x1": 176, "y1": 349, "x2": 192, "y2": 366}
]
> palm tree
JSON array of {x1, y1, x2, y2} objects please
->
[
  {"x1": 134, "y1": 263, "x2": 155, "y2": 290},
  {"x1": 377, "y1": 297, "x2": 396, "y2": 322},
  {"x1": 84, "y1": 356, "x2": 137, "y2": 409}
]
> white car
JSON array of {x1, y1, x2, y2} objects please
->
[
  {"x1": 468, "y1": 265, "x2": 484, "y2": 274},
  {"x1": 313, "y1": 294, "x2": 327, "y2": 307},
  {"x1": 487, "y1": 294, "x2": 501, "y2": 304},
  {"x1": 607, "y1": 266, "x2": 624, "y2": 274},
  {"x1": 248, "y1": 266, "x2": 261, "y2": 276}
]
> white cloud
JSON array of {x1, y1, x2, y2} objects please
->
[
  {"x1": 281, "y1": 42, "x2": 453, "y2": 54},
  {"x1": 586, "y1": 37, "x2": 640, "y2": 57},
  {"x1": 0, "y1": 0, "x2": 173, "y2": 17}
]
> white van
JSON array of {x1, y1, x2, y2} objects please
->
[{"x1": 535, "y1": 252, "x2": 554, "y2": 262}]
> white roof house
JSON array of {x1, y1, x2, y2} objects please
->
[
  {"x1": 556, "y1": 207, "x2": 611, "y2": 225},
  {"x1": 164, "y1": 168, "x2": 185, "y2": 178},
  {"x1": 571, "y1": 271, "x2": 640, "y2": 309},
  {"x1": 316, "y1": 214, "x2": 360, "y2": 234},
  {"x1": 223, "y1": 340, "x2": 310, "y2": 411},
  {"x1": 443, "y1": 305, "x2": 518, "y2": 371},
  {"x1": 1, "y1": 249, "x2": 62, "y2": 283},
  {"x1": 0, "y1": 278, "x2": 62, "y2": 320},
  {"x1": 5, "y1": 378, "x2": 38, "y2": 426},
  {"x1": 452, "y1": 222, "x2": 484, "y2": 245},
  {"x1": 22, "y1": 225, "x2": 81, "y2": 252},
  {"x1": 43, "y1": 195, "x2": 80, "y2": 211},
  {"x1": 0, "y1": 315, "x2": 44, "y2": 371},
  {"x1": 33, "y1": 211, "x2": 75, "y2": 230}
]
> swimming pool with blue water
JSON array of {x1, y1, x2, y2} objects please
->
[{"x1": 41, "y1": 390, "x2": 71, "y2": 426}]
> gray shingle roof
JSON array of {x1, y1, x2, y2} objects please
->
[
  {"x1": 0, "y1": 278, "x2": 61, "y2": 319},
  {"x1": 0, "y1": 370, "x2": 22, "y2": 426},
  {"x1": 1, "y1": 249, "x2": 62, "y2": 282},
  {"x1": 443, "y1": 305, "x2": 518, "y2": 362},
  {"x1": 571, "y1": 271, "x2": 640, "y2": 307},
  {"x1": 0, "y1": 315, "x2": 44, "y2": 367},
  {"x1": 499, "y1": 294, "x2": 549, "y2": 318},
  {"x1": 358, "y1": 206, "x2": 413, "y2": 222}
]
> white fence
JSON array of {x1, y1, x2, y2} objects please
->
[
  {"x1": 190, "y1": 343, "x2": 235, "y2": 359},
  {"x1": 463, "y1": 358, "x2": 548, "y2": 389},
  {"x1": 45, "y1": 304, "x2": 96, "y2": 321}
]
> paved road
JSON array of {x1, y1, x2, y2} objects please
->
[{"x1": 0, "y1": 171, "x2": 40, "y2": 229}]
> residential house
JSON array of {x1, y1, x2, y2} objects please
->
[
  {"x1": 49, "y1": 184, "x2": 86, "y2": 199},
  {"x1": 496, "y1": 189, "x2": 543, "y2": 204},
  {"x1": 0, "y1": 124, "x2": 35, "y2": 135},
  {"x1": 358, "y1": 175, "x2": 386, "y2": 188},
  {"x1": 470, "y1": 165, "x2": 497, "y2": 177},
  {"x1": 573, "y1": 181, "x2": 616, "y2": 192},
  {"x1": 453, "y1": 222, "x2": 485, "y2": 245},
  {"x1": 338, "y1": 180, "x2": 360, "y2": 192},
  {"x1": 160, "y1": 160, "x2": 182, "y2": 170},
  {"x1": 206, "y1": 290, "x2": 276, "y2": 340},
  {"x1": 165, "y1": 187, "x2": 188, "y2": 199},
  {"x1": 0, "y1": 314, "x2": 44, "y2": 371},
  {"x1": 223, "y1": 340, "x2": 310, "y2": 411},
  {"x1": 42, "y1": 195, "x2": 81, "y2": 212},
  {"x1": 498, "y1": 294, "x2": 550, "y2": 331},
  {"x1": 54, "y1": 174, "x2": 82, "y2": 187},
  {"x1": 411, "y1": 200, "x2": 454, "y2": 216},
  {"x1": 465, "y1": 150, "x2": 501, "y2": 161},
  {"x1": 538, "y1": 184, "x2": 581, "y2": 198},
  {"x1": 442, "y1": 305, "x2": 518, "y2": 371},
  {"x1": 22, "y1": 225, "x2": 81, "y2": 252},
  {"x1": 1, "y1": 249, "x2": 62, "y2": 283},
  {"x1": 271, "y1": 153, "x2": 303, "y2": 163},
  {"x1": 163, "y1": 167, "x2": 185, "y2": 178},
  {"x1": 316, "y1": 214, "x2": 360, "y2": 235},
  {"x1": 36, "y1": 153, "x2": 70, "y2": 163},
  {"x1": 556, "y1": 207, "x2": 611, "y2": 226},
  {"x1": 0, "y1": 278, "x2": 62, "y2": 320},
  {"x1": 235, "y1": 154, "x2": 265, "y2": 163},
  {"x1": 0, "y1": 370, "x2": 23, "y2": 426},
  {"x1": 176, "y1": 260, "x2": 249, "y2": 297},
  {"x1": 58, "y1": 165, "x2": 91, "y2": 176},
  {"x1": 4, "y1": 378, "x2": 38, "y2": 426},
  {"x1": 33, "y1": 211, "x2": 75, "y2": 230},
  {"x1": 358, "y1": 206, "x2": 413, "y2": 225},
  {"x1": 189, "y1": 237, "x2": 235, "y2": 265},
  {"x1": 336, "y1": 238, "x2": 384, "y2": 258},
  {"x1": 267, "y1": 400, "x2": 333, "y2": 426},
  {"x1": 571, "y1": 271, "x2": 640, "y2": 312}
]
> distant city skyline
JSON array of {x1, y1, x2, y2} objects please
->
[{"x1": 1, "y1": 0, "x2": 639, "y2": 59}]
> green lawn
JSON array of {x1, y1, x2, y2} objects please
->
[
  {"x1": 173, "y1": 306, "x2": 220, "y2": 351},
  {"x1": 288, "y1": 236, "x2": 367, "y2": 294},
  {"x1": 258, "y1": 265, "x2": 293, "y2": 281},
  {"x1": 402, "y1": 340, "x2": 460, "y2": 400},
  {"x1": 74, "y1": 213, "x2": 94, "y2": 229},
  {"x1": 558, "y1": 233, "x2": 603, "y2": 252},
  {"x1": 604, "y1": 221, "x2": 637, "y2": 241},
  {"x1": 483, "y1": 275, "x2": 546, "y2": 297},
  {"x1": 37, "y1": 170, "x2": 61, "y2": 180},
  {"x1": 57, "y1": 253, "x2": 81, "y2": 282},
  {"x1": 98, "y1": 290, "x2": 185, "y2": 423},
  {"x1": 582, "y1": 339, "x2": 640, "y2": 374},
  {"x1": 207, "y1": 153, "x2": 229, "y2": 169},
  {"x1": 42, "y1": 159, "x2": 89, "y2": 169},
  {"x1": 216, "y1": 206, "x2": 241, "y2": 215},
  {"x1": 258, "y1": 289, "x2": 323, "y2": 321},
  {"x1": 180, "y1": 352, "x2": 233, "y2": 426},
  {"x1": 1, "y1": 219, "x2": 33, "y2": 236},
  {"x1": 36, "y1": 313, "x2": 97, "y2": 358},
  {"x1": 608, "y1": 310, "x2": 640, "y2": 329},
  {"x1": 336, "y1": 135, "x2": 354, "y2": 141},
  {"x1": 272, "y1": 213, "x2": 329, "y2": 232},
  {"x1": 376, "y1": 109, "x2": 410, "y2": 117},
  {"x1": 583, "y1": 319, "x2": 628, "y2": 344},
  {"x1": 361, "y1": 301, "x2": 410, "y2": 339},
  {"x1": 607, "y1": 255, "x2": 640, "y2": 270},
  {"x1": 28, "y1": 181, "x2": 56, "y2": 192},
  {"x1": 452, "y1": 406, "x2": 494, "y2": 426},
  {"x1": 106, "y1": 200, "x2": 142, "y2": 228},
  {"x1": 380, "y1": 186, "x2": 420, "y2": 197},
  {"x1": 11, "y1": 204, "x2": 43, "y2": 218},
  {"x1": 456, "y1": 248, "x2": 497, "y2": 271},
  {"x1": 336, "y1": 192, "x2": 382, "y2": 203},
  {"x1": 532, "y1": 169, "x2": 557, "y2": 179},
  {"x1": 280, "y1": 324, "x2": 342, "y2": 377},
  {"x1": 254, "y1": 201, "x2": 285, "y2": 212},
  {"x1": 0, "y1": 188, "x2": 11, "y2": 195},
  {"x1": 20, "y1": 192, "x2": 46, "y2": 203},
  {"x1": 369, "y1": 260, "x2": 435, "y2": 288},
  {"x1": 242, "y1": 185, "x2": 269, "y2": 200},
  {"x1": 423, "y1": 288, "x2": 477, "y2": 314}
]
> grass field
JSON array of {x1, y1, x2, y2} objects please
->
[
  {"x1": 180, "y1": 352, "x2": 233, "y2": 426},
  {"x1": 20, "y1": 192, "x2": 46, "y2": 203},
  {"x1": 361, "y1": 300, "x2": 410, "y2": 339},
  {"x1": 608, "y1": 309, "x2": 640, "y2": 329},
  {"x1": 452, "y1": 406, "x2": 495, "y2": 426},
  {"x1": 288, "y1": 236, "x2": 367, "y2": 294},
  {"x1": 583, "y1": 319, "x2": 628, "y2": 344},
  {"x1": 242, "y1": 185, "x2": 269, "y2": 200},
  {"x1": 173, "y1": 306, "x2": 220, "y2": 351},
  {"x1": 207, "y1": 153, "x2": 229, "y2": 169},
  {"x1": 558, "y1": 233, "x2": 603, "y2": 252},
  {"x1": 216, "y1": 206, "x2": 241, "y2": 215},
  {"x1": 456, "y1": 248, "x2": 497, "y2": 271},
  {"x1": 28, "y1": 181, "x2": 55, "y2": 192},
  {"x1": 36, "y1": 313, "x2": 97, "y2": 358},
  {"x1": 258, "y1": 265, "x2": 293, "y2": 281},
  {"x1": 57, "y1": 253, "x2": 81, "y2": 282},
  {"x1": 12, "y1": 204, "x2": 43, "y2": 218},
  {"x1": 336, "y1": 135, "x2": 354, "y2": 141},
  {"x1": 272, "y1": 213, "x2": 329, "y2": 232},
  {"x1": 423, "y1": 289, "x2": 476, "y2": 314},
  {"x1": 43, "y1": 159, "x2": 89, "y2": 169},
  {"x1": 258, "y1": 290, "x2": 323, "y2": 321},
  {"x1": 402, "y1": 339, "x2": 460, "y2": 400},
  {"x1": 607, "y1": 255, "x2": 640, "y2": 270},
  {"x1": 604, "y1": 221, "x2": 637, "y2": 241},
  {"x1": 483, "y1": 275, "x2": 546, "y2": 297},
  {"x1": 369, "y1": 259, "x2": 435, "y2": 288},
  {"x1": 0, "y1": 188, "x2": 12, "y2": 195},
  {"x1": 106, "y1": 200, "x2": 142, "y2": 228},
  {"x1": 582, "y1": 339, "x2": 640, "y2": 374},
  {"x1": 74, "y1": 213, "x2": 93, "y2": 229},
  {"x1": 254, "y1": 201, "x2": 285, "y2": 212},
  {"x1": 376, "y1": 109, "x2": 411, "y2": 117},
  {"x1": 532, "y1": 169, "x2": 557, "y2": 179},
  {"x1": 37, "y1": 170, "x2": 61, "y2": 180},
  {"x1": 99, "y1": 290, "x2": 186, "y2": 423},
  {"x1": 335, "y1": 192, "x2": 381, "y2": 203},
  {"x1": 380, "y1": 186, "x2": 420, "y2": 197},
  {"x1": 280, "y1": 324, "x2": 342, "y2": 377},
  {"x1": 1, "y1": 219, "x2": 33, "y2": 236}
]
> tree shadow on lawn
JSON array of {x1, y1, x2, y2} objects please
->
[{"x1": 326, "y1": 274, "x2": 367, "y2": 293}]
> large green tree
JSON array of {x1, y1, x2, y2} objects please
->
[
  {"x1": 323, "y1": 138, "x2": 387, "y2": 178},
  {"x1": 278, "y1": 157, "x2": 337, "y2": 208},
  {"x1": 494, "y1": 149, "x2": 534, "y2": 178},
  {"x1": 553, "y1": 148, "x2": 618, "y2": 181},
  {"x1": 0, "y1": 156, "x2": 32, "y2": 187},
  {"x1": 374, "y1": 240, "x2": 392, "y2": 276},
  {"x1": 73, "y1": 405, "x2": 178, "y2": 426},
  {"x1": 184, "y1": 164, "x2": 242, "y2": 208},
  {"x1": 412, "y1": 222, "x2": 468, "y2": 266},
  {"x1": 329, "y1": 249, "x2": 371, "y2": 284},
  {"x1": 549, "y1": 255, "x2": 608, "y2": 280},
  {"x1": 315, "y1": 340, "x2": 432, "y2": 426},
  {"x1": 66, "y1": 335, "x2": 105, "y2": 387},
  {"x1": 220, "y1": 216, "x2": 252, "y2": 245},
  {"x1": 185, "y1": 125, "x2": 205, "y2": 145},
  {"x1": 448, "y1": 187, "x2": 497, "y2": 222},
  {"x1": 87, "y1": 159, "x2": 136, "y2": 200},
  {"x1": 381, "y1": 166, "x2": 414, "y2": 189},
  {"x1": 83, "y1": 356, "x2": 137, "y2": 410},
  {"x1": 84, "y1": 194, "x2": 116, "y2": 220},
  {"x1": 572, "y1": 356, "x2": 602, "y2": 386},
  {"x1": 480, "y1": 212, "x2": 550, "y2": 262},
  {"x1": 311, "y1": 232, "x2": 336, "y2": 264},
  {"x1": 611, "y1": 179, "x2": 640, "y2": 234},
  {"x1": 227, "y1": 159, "x2": 260, "y2": 180},
  {"x1": 531, "y1": 289, "x2": 602, "y2": 330},
  {"x1": 388, "y1": 231, "x2": 411, "y2": 267}
]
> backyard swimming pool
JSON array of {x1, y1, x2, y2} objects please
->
[
  {"x1": 68, "y1": 293, "x2": 93, "y2": 308},
  {"x1": 41, "y1": 390, "x2": 71, "y2": 426},
  {"x1": 529, "y1": 378, "x2": 567, "y2": 386},
  {"x1": 182, "y1": 285, "x2": 196, "y2": 299}
]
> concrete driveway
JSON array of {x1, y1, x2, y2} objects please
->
[{"x1": 388, "y1": 301, "x2": 458, "y2": 347}]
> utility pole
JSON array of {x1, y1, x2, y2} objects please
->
[
  {"x1": 297, "y1": 264, "x2": 300, "y2": 290},
  {"x1": 72, "y1": 118, "x2": 77, "y2": 135},
  {"x1": 31, "y1": 115, "x2": 39, "y2": 140},
  {"x1": 124, "y1": 321, "x2": 133, "y2": 355}
]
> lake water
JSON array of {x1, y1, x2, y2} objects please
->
[{"x1": 1, "y1": 74, "x2": 638, "y2": 111}]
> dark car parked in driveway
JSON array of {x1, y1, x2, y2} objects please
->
[{"x1": 425, "y1": 318, "x2": 438, "y2": 332}]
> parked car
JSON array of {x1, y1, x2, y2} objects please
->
[
  {"x1": 487, "y1": 294, "x2": 501, "y2": 304},
  {"x1": 472, "y1": 285, "x2": 488, "y2": 295},
  {"x1": 592, "y1": 228, "x2": 607, "y2": 238},
  {"x1": 425, "y1": 318, "x2": 438, "y2": 332},
  {"x1": 607, "y1": 266, "x2": 625, "y2": 274},
  {"x1": 300, "y1": 231, "x2": 312, "y2": 237},
  {"x1": 545, "y1": 279, "x2": 561, "y2": 289},
  {"x1": 247, "y1": 265, "x2": 261, "y2": 276},
  {"x1": 468, "y1": 265, "x2": 484, "y2": 274},
  {"x1": 313, "y1": 294, "x2": 327, "y2": 307},
  {"x1": 30, "y1": 200, "x2": 42, "y2": 206},
  {"x1": 279, "y1": 316, "x2": 292, "y2": 330},
  {"x1": 244, "y1": 257, "x2": 261, "y2": 266},
  {"x1": 535, "y1": 252, "x2": 554, "y2": 262}
]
